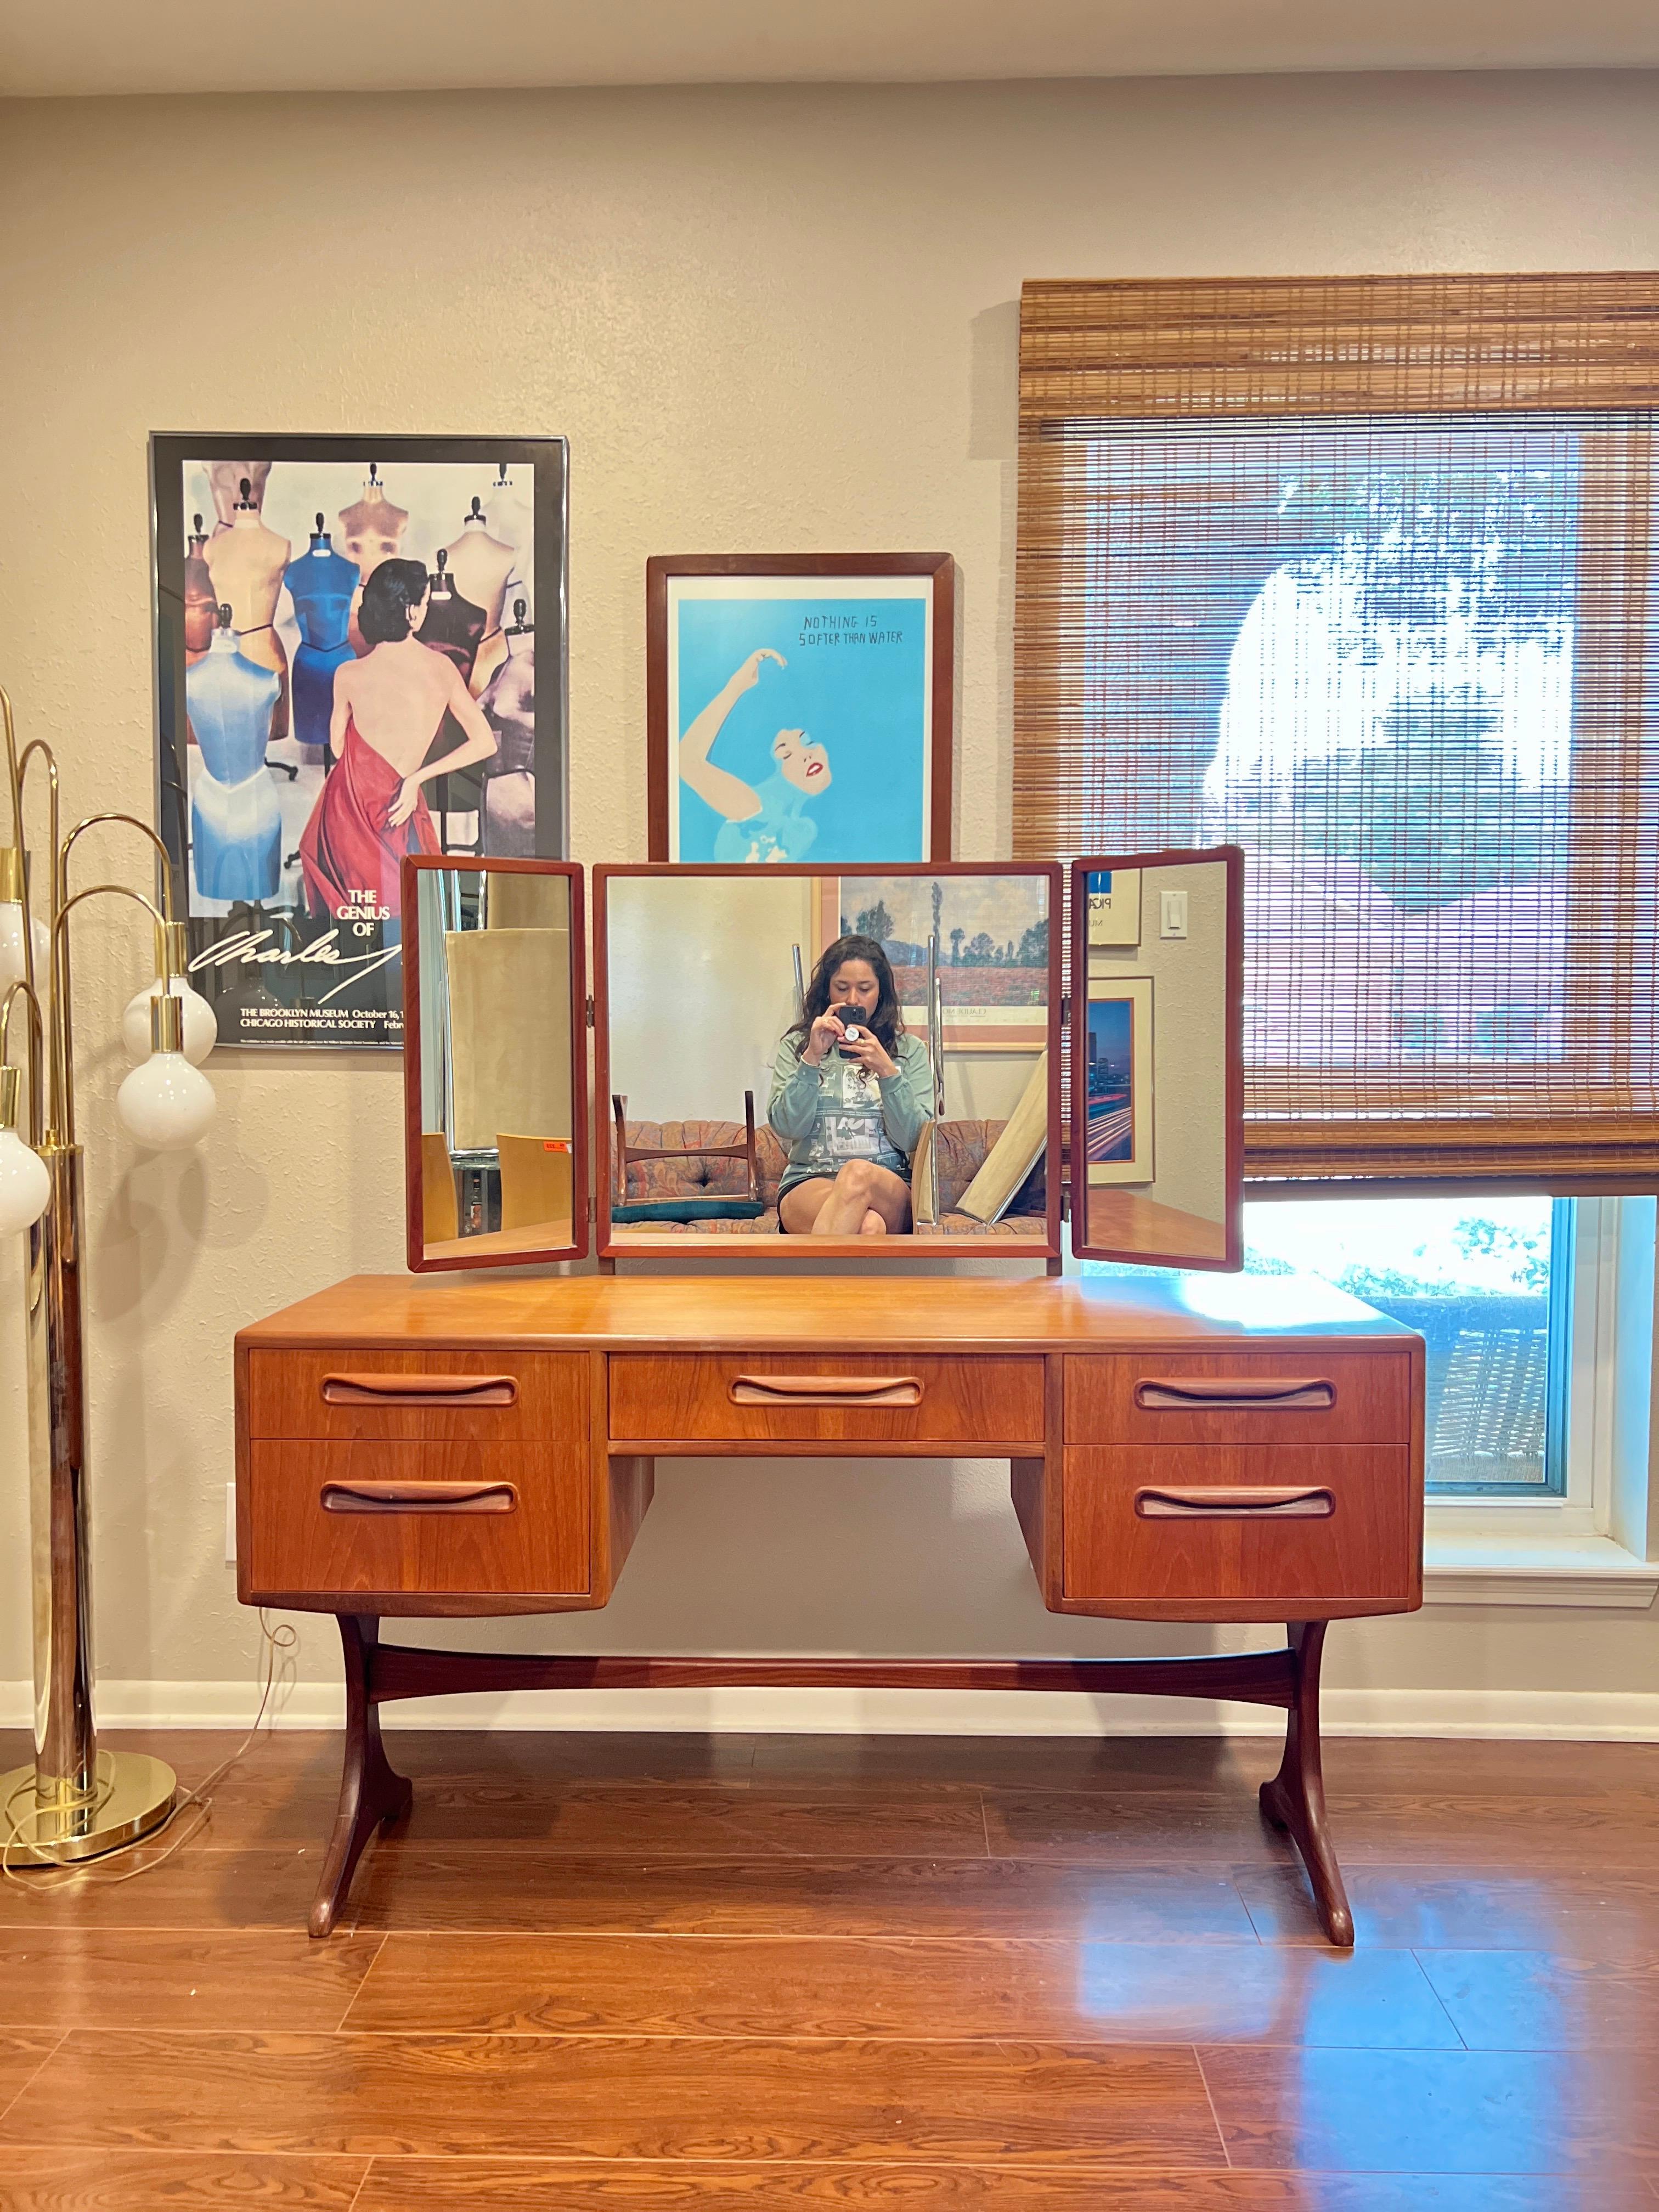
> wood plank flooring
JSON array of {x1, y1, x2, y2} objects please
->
[{"x1": 0, "y1": 1727, "x2": 1655, "y2": 2209}]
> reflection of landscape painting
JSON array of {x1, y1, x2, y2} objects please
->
[
  {"x1": 836, "y1": 874, "x2": 1049, "y2": 1008},
  {"x1": 1086, "y1": 977, "x2": 1153, "y2": 1183},
  {"x1": 829, "y1": 873, "x2": 1051, "y2": 1051}
]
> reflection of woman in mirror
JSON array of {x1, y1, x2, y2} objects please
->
[
  {"x1": 299, "y1": 560, "x2": 498, "y2": 921},
  {"x1": 679, "y1": 648, "x2": 830, "y2": 862},
  {"x1": 771, "y1": 934, "x2": 932, "y2": 1236}
]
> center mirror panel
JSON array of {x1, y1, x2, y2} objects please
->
[
  {"x1": 403, "y1": 856, "x2": 588, "y2": 1270},
  {"x1": 595, "y1": 864, "x2": 1062, "y2": 1255}
]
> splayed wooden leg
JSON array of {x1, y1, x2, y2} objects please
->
[
  {"x1": 1259, "y1": 1619, "x2": 1355, "y2": 1948},
  {"x1": 309, "y1": 1614, "x2": 413, "y2": 1939}
]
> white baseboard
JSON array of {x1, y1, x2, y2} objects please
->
[{"x1": 3, "y1": 1680, "x2": 1657, "y2": 1740}]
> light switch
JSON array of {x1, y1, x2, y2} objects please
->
[{"x1": 1159, "y1": 888, "x2": 1188, "y2": 939}]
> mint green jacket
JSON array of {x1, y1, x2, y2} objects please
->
[{"x1": 768, "y1": 1030, "x2": 933, "y2": 1195}]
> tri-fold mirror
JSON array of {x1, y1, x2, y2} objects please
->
[{"x1": 401, "y1": 848, "x2": 1243, "y2": 1272}]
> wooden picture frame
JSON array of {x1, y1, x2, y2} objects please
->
[
  {"x1": 402, "y1": 855, "x2": 590, "y2": 1272},
  {"x1": 1082, "y1": 974, "x2": 1155, "y2": 1186},
  {"x1": 646, "y1": 553, "x2": 955, "y2": 865},
  {"x1": 594, "y1": 861, "x2": 1060, "y2": 1261},
  {"x1": 1069, "y1": 848, "x2": 1245, "y2": 1274}
]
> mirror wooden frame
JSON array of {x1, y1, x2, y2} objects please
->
[
  {"x1": 593, "y1": 861, "x2": 1064, "y2": 1261},
  {"x1": 1068, "y1": 847, "x2": 1245, "y2": 1274},
  {"x1": 402, "y1": 855, "x2": 590, "y2": 1272}
]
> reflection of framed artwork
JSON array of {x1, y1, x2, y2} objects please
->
[
  {"x1": 646, "y1": 554, "x2": 955, "y2": 864},
  {"x1": 1086, "y1": 868, "x2": 1141, "y2": 947},
  {"x1": 826, "y1": 872, "x2": 1048, "y2": 1053},
  {"x1": 1085, "y1": 975, "x2": 1154, "y2": 1184},
  {"x1": 150, "y1": 433, "x2": 569, "y2": 1049}
]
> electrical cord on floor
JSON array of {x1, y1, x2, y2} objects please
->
[{"x1": 1, "y1": 1612, "x2": 298, "y2": 1893}]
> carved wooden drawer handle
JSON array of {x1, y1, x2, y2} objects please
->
[
  {"x1": 729, "y1": 1373, "x2": 924, "y2": 1408},
  {"x1": 1135, "y1": 1486, "x2": 1335, "y2": 1519},
  {"x1": 1134, "y1": 1376, "x2": 1336, "y2": 1412},
  {"x1": 321, "y1": 1373, "x2": 518, "y2": 1408},
  {"x1": 320, "y1": 1481, "x2": 518, "y2": 1515}
]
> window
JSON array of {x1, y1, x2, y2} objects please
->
[
  {"x1": 1015, "y1": 273, "x2": 1659, "y2": 1188},
  {"x1": 1082, "y1": 1194, "x2": 1656, "y2": 1526},
  {"x1": 1240, "y1": 1195, "x2": 1568, "y2": 1496}
]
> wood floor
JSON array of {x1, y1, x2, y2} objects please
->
[{"x1": 0, "y1": 1727, "x2": 1656, "y2": 2209}]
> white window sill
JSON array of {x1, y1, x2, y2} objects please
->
[{"x1": 1424, "y1": 1533, "x2": 1659, "y2": 1609}]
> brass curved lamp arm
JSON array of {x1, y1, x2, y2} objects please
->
[
  {"x1": 2, "y1": 689, "x2": 63, "y2": 1004},
  {"x1": 49, "y1": 883, "x2": 167, "y2": 1147},
  {"x1": 1, "y1": 979, "x2": 45, "y2": 1146},
  {"x1": 60, "y1": 814, "x2": 177, "y2": 926}
]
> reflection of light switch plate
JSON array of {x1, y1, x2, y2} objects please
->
[
  {"x1": 1159, "y1": 888, "x2": 1188, "y2": 940},
  {"x1": 225, "y1": 1482, "x2": 236, "y2": 1565}
]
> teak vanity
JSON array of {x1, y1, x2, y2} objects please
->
[{"x1": 234, "y1": 1269, "x2": 1424, "y2": 1945}]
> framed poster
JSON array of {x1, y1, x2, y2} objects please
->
[
  {"x1": 646, "y1": 554, "x2": 954, "y2": 865},
  {"x1": 149, "y1": 434, "x2": 568, "y2": 1050},
  {"x1": 1084, "y1": 974, "x2": 1154, "y2": 1184}
]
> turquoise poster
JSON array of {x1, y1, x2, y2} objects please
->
[{"x1": 670, "y1": 589, "x2": 932, "y2": 864}]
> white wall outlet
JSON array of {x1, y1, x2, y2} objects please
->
[
  {"x1": 225, "y1": 1482, "x2": 237, "y2": 1565},
  {"x1": 1160, "y1": 887, "x2": 1189, "y2": 939}
]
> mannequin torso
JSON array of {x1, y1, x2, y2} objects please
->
[
  {"x1": 340, "y1": 481, "x2": 412, "y2": 658},
  {"x1": 205, "y1": 505, "x2": 292, "y2": 739},
  {"x1": 443, "y1": 507, "x2": 518, "y2": 694},
  {"x1": 285, "y1": 524, "x2": 360, "y2": 754},
  {"x1": 418, "y1": 553, "x2": 488, "y2": 680},
  {"x1": 183, "y1": 517, "x2": 218, "y2": 661},
  {"x1": 185, "y1": 617, "x2": 284, "y2": 902}
]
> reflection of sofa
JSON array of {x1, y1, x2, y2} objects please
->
[{"x1": 613, "y1": 1118, "x2": 1046, "y2": 1234}]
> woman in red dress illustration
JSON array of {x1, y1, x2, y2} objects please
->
[{"x1": 300, "y1": 558, "x2": 498, "y2": 921}]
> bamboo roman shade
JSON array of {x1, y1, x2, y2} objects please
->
[{"x1": 1015, "y1": 273, "x2": 1659, "y2": 1187}]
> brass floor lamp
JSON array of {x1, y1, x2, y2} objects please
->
[{"x1": 0, "y1": 682, "x2": 218, "y2": 1863}]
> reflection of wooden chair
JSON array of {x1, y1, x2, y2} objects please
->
[
  {"x1": 498, "y1": 1133, "x2": 574, "y2": 1235},
  {"x1": 611, "y1": 1091, "x2": 759, "y2": 1205},
  {"x1": 420, "y1": 1132, "x2": 459, "y2": 1243}
]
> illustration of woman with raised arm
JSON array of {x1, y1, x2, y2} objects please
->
[
  {"x1": 299, "y1": 560, "x2": 498, "y2": 922},
  {"x1": 678, "y1": 648, "x2": 830, "y2": 862}
]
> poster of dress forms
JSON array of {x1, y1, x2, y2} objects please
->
[{"x1": 150, "y1": 437, "x2": 568, "y2": 1048}]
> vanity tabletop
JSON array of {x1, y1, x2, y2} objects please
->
[{"x1": 238, "y1": 1269, "x2": 1417, "y2": 1354}]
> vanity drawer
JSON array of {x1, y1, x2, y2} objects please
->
[
  {"x1": 1062, "y1": 1445, "x2": 1418, "y2": 1616},
  {"x1": 609, "y1": 1352, "x2": 1045, "y2": 1448},
  {"x1": 240, "y1": 1441, "x2": 591, "y2": 1602},
  {"x1": 1065, "y1": 1350, "x2": 1412, "y2": 1447},
  {"x1": 245, "y1": 1349, "x2": 588, "y2": 1445}
]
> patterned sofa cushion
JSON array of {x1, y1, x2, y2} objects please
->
[{"x1": 615, "y1": 1118, "x2": 1044, "y2": 1235}]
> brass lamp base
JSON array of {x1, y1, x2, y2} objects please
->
[{"x1": 0, "y1": 1752, "x2": 177, "y2": 1864}]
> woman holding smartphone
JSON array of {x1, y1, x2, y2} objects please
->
[{"x1": 769, "y1": 933, "x2": 934, "y2": 1236}]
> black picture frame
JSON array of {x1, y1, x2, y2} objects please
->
[{"x1": 148, "y1": 433, "x2": 568, "y2": 1051}]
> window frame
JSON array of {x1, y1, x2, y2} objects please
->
[{"x1": 1419, "y1": 1193, "x2": 1659, "y2": 1605}]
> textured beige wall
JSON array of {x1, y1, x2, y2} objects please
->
[{"x1": 2, "y1": 71, "x2": 1657, "y2": 1719}]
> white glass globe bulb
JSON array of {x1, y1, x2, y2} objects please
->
[
  {"x1": 121, "y1": 974, "x2": 217, "y2": 1067},
  {"x1": 0, "y1": 902, "x2": 50, "y2": 993},
  {"x1": 116, "y1": 1051, "x2": 217, "y2": 1152},
  {"x1": 0, "y1": 1125, "x2": 50, "y2": 1233}
]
